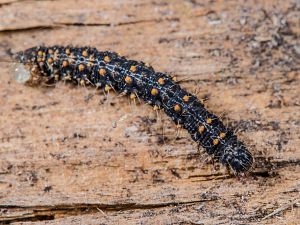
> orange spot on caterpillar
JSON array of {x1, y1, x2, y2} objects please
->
[
  {"x1": 47, "y1": 57, "x2": 53, "y2": 64},
  {"x1": 99, "y1": 68, "x2": 106, "y2": 76},
  {"x1": 48, "y1": 49, "x2": 54, "y2": 54},
  {"x1": 158, "y1": 78, "x2": 165, "y2": 85},
  {"x1": 174, "y1": 104, "x2": 181, "y2": 112},
  {"x1": 183, "y1": 95, "x2": 190, "y2": 102},
  {"x1": 82, "y1": 50, "x2": 88, "y2": 57},
  {"x1": 125, "y1": 76, "x2": 132, "y2": 84},
  {"x1": 130, "y1": 65, "x2": 137, "y2": 72},
  {"x1": 206, "y1": 118, "x2": 212, "y2": 124},
  {"x1": 38, "y1": 51, "x2": 43, "y2": 56},
  {"x1": 198, "y1": 125, "x2": 205, "y2": 133},
  {"x1": 220, "y1": 132, "x2": 226, "y2": 139},
  {"x1": 65, "y1": 48, "x2": 71, "y2": 55},
  {"x1": 62, "y1": 60, "x2": 68, "y2": 67},
  {"x1": 80, "y1": 79, "x2": 85, "y2": 86},
  {"x1": 88, "y1": 56, "x2": 95, "y2": 67},
  {"x1": 172, "y1": 76, "x2": 177, "y2": 82},
  {"x1": 104, "y1": 56, "x2": 111, "y2": 63},
  {"x1": 151, "y1": 88, "x2": 158, "y2": 96},
  {"x1": 78, "y1": 64, "x2": 85, "y2": 71},
  {"x1": 213, "y1": 139, "x2": 219, "y2": 145}
]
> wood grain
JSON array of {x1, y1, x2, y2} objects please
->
[{"x1": 0, "y1": 0, "x2": 299, "y2": 224}]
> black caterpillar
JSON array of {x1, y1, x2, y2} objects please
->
[{"x1": 15, "y1": 46, "x2": 253, "y2": 173}]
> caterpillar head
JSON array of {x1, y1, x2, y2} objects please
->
[
  {"x1": 220, "y1": 139, "x2": 253, "y2": 173},
  {"x1": 14, "y1": 47, "x2": 40, "y2": 64},
  {"x1": 14, "y1": 47, "x2": 48, "y2": 85}
]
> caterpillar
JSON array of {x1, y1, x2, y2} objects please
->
[{"x1": 14, "y1": 46, "x2": 253, "y2": 174}]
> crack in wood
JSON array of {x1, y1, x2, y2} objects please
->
[
  {"x1": 0, "y1": 18, "x2": 179, "y2": 33},
  {"x1": 0, "y1": 0, "x2": 58, "y2": 7},
  {"x1": 0, "y1": 199, "x2": 217, "y2": 223},
  {"x1": 0, "y1": 25, "x2": 60, "y2": 33}
]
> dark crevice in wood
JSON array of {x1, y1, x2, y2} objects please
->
[
  {"x1": 0, "y1": 18, "x2": 179, "y2": 33},
  {"x1": 0, "y1": 0, "x2": 24, "y2": 7},
  {"x1": 0, "y1": 199, "x2": 217, "y2": 223},
  {"x1": 0, "y1": 0, "x2": 58, "y2": 7},
  {"x1": 0, "y1": 25, "x2": 59, "y2": 33},
  {"x1": 53, "y1": 19, "x2": 158, "y2": 27}
]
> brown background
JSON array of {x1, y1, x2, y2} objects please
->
[{"x1": 0, "y1": 0, "x2": 299, "y2": 224}]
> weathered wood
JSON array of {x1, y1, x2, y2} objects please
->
[{"x1": 0, "y1": 0, "x2": 299, "y2": 224}]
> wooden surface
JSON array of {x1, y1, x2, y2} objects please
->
[{"x1": 0, "y1": 0, "x2": 299, "y2": 224}]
